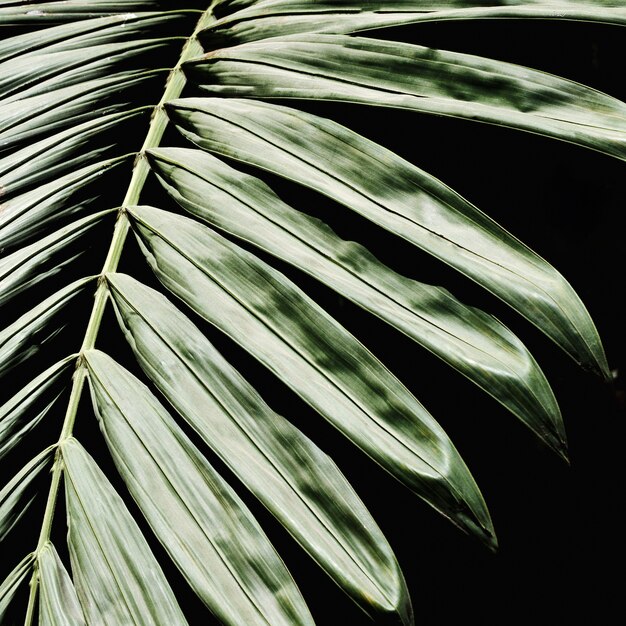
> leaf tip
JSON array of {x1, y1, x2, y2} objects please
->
[
  {"x1": 483, "y1": 529, "x2": 499, "y2": 554},
  {"x1": 451, "y1": 500, "x2": 498, "y2": 553},
  {"x1": 537, "y1": 416, "x2": 569, "y2": 464},
  {"x1": 553, "y1": 435, "x2": 570, "y2": 465}
]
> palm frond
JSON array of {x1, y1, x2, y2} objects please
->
[
  {"x1": 204, "y1": 0, "x2": 626, "y2": 45},
  {"x1": 62, "y1": 438, "x2": 190, "y2": 625},
  {"x1": 0, "y1": 1, "x2": 621, "y2": 624},
  {"x1": 37, "y1": 542, "x2": 86, "y2": 626},
  {"x1": 186, "y1": 34, "x2": 626, "y2": 161}
]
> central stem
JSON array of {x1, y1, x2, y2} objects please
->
[{"x1": 23, "y1": 7, "x2": 216, "y2": 624}]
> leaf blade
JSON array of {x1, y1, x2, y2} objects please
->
[
  {"x1": 124, "y1": 206, "x2": 496, "y2": 547},
  {"x1": 0, "y1": 447, "x2": 54, "y2": 543},
  {"x1": 38, "y1": 542, "x2": 86, "y2": 626},
  {"x1": 62, "y1": 438, "x2": 189, "y2": 626},
  {"x1": 168, "y1": 97, "x2": 609, "y2": 378},
  {"x1": 148, "y1": 146, "x2": 566, "y2": 457},
  {"x1": 186, "y1": 34, "x2": 626, "y2": 161},
  {"x1": 85, "y1": 349, "x2": 316, "y2": 626},
  {"x1": 100, "y1": 276, "x2": 413, "y2": 622},
  {"x1": 203, "y1": 1, "x2": 626, "y2": 46},
  {"x1": 0, "y1": 157, "x2": 128, "y2": 252},
  {"x1": 0, "y1": 356, "x2": 75, "y2": 461},
  {"x1": 0, "y1": 277, "x2": 94, "y2": 380},
  {"x1": 0, "y1": 553, "x2": 35, "y2": 622},
  {"x1": 0, "y1": 211, "x2": 113, "y2": 309}
]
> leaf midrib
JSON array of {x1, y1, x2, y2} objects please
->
[{"x1": 21, "y1": 6, "x2": 218, "y2": 624}]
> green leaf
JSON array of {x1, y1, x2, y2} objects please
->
[
  {"x1": 0, "y1": 73, "x2": 161, "y2": 155},
  {"x1": 61, "y1": 437, "x2": 188, "y2": 626},
  {"x1": 0, "y1": 110, "x2": 148, "y2": 199},
  {"x1": 215, "y1": 0, "x2": 622, "y2": 15},
  {"x1": 0, "y1": 12, "x2": 191, "y2": 63},
  {"x1": 0, "y1": 211, "x2": 113, "y2": 309},
  {"x1": 124, "y1": 206, "x2": 496, "y2": 547},
  {"x1": 0, "y1": 2, "x2": 166, "y2": 26},
  {"x1": 0, "y1": 278, "x2": 94, "y2": 380},
  {"x1": 0, "y1": 448, "x2": 54, "y2": 543},
  {"x1": 0, "y1": 158, "x2": 127, "y2": 252},
  {"x1": 0, "y1": 553, "x2": 35, "y2": 621},
  {"x1": 168, "y1": 97, "x2": 609, "y2": 378},
  {"x1": 0, "y1": 38, "x2": 182, "y2": 104},
  {"x1": 149, "y1": 146, "x2": 566, "y2": 457},
  {"x1": 100, "y1": 276, "x2": 413, "y2": 622},
  {"x1": 0, "y1": 357, "x2": 75, "y2": 461},
  {"x1": 38, "y1": 542, "x2": 86, "y2": 626},
  {"x1": 186, "y1": 34, "x2": 626, "y2": 161},
  {"x1": 204, "y1": 1, "x2": 626, "y2": 46},
  {"x1": 0, "y1": 3, "x2": 619, "y2": 624},
  {"x1": 85, "y1": 349, "x2": 316, "y2": 626}
]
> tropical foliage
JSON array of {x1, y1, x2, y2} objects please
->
[{"x1": 0, "y1": 1, "x2": 623, "y2": 624}]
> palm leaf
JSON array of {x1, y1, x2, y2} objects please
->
[
  {"x1": 0, "y1": 448, "x2": 54, "y2": 543},
  {"x1": 0, "y1": 1, "x2": 620, "y2": 624},
  {"x1": 186, "y1": 34, "x2": 626, "y2": 161},
  {"x1": 86, "y1": 349, "x2": 315, "y2": 626},
  {"x1": 121, "y1": 210, "x2": 494, "y2": 543},
  {"x1": 37, "y1": 542, "x2": 86, "y2": 626},
  {"x1": 167, "y1": 97, "x2": 609, "y2": 379},
  {"x1": 146, "y1": 147, "x2": 565, "y2": 454},
  {"x1": 0, "y1": 554, "x2": 35, "y2": 622},
  {"x1": 62, "y1": 438, "x2": 190, "y2": 625},
  {"x1": 100, "y1": 276, "x2": 411, "y2": 621},
  {"x1": 204, "y1": 1, "x2": 626, "y2": 47}
]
